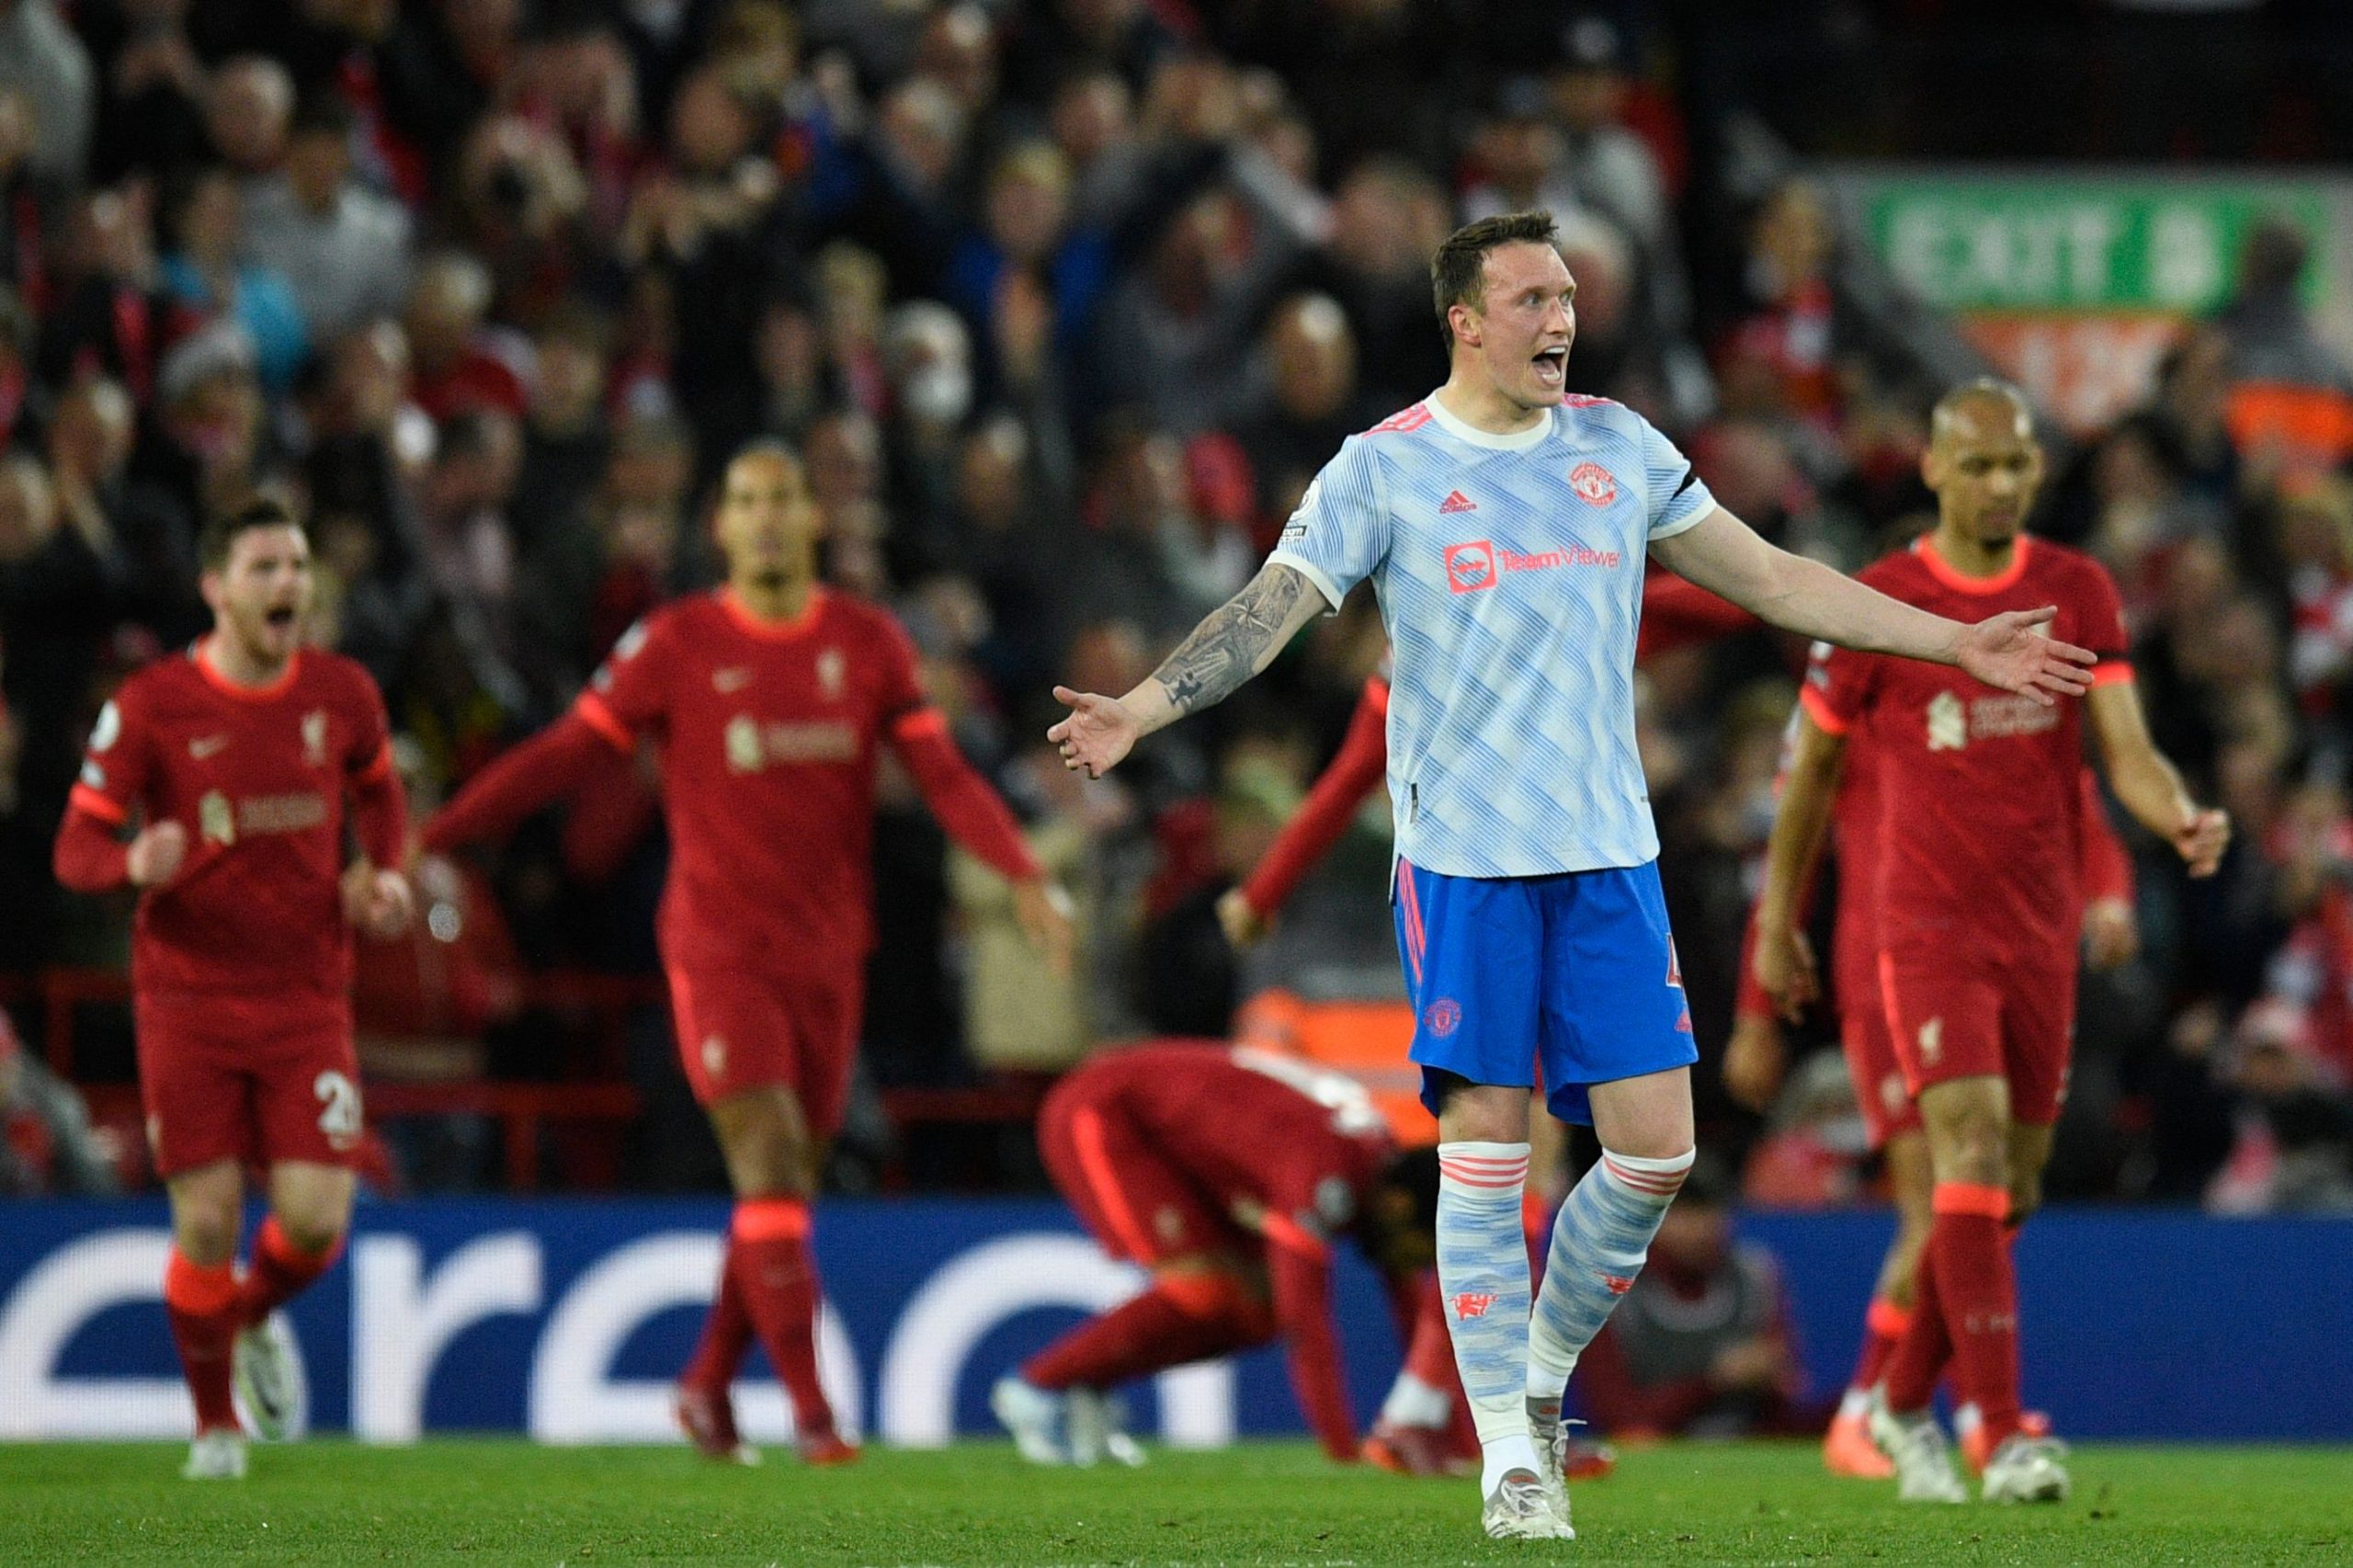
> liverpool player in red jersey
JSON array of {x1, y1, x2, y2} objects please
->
[
  {"x1": 992, "y1": 1041, "x2": 1439, "y2": 1465},
  {"x1": 1730, "y1": 731, "x2": 2135, "y2": 1479},
  {"x1": 423, "y1": 440, "x2": 1070, "y2": 1465},
  {"x1": 1751, "y1": 381, "x2": 2227, "y2": 1505},
  {"x1": 52, "y1": 499, "x2": 413, "y2": 1481}
]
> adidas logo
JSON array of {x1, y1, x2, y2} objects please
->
[{"x1": 1438, "y1": 490, "x2": 1477, "y2": 515}]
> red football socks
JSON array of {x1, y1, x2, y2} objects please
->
[
  {"x1": 1882, "y1": 1183, "x2": 2022, "y2": 1449},
  {"x1": 237, "y1": 1216, "x2": 342, "y2": 1327},
  {"x1": 1023, "y1": 1274, "x2": 1270, "y2": 1392},
  {"x1": 1848, "y1": 1296, "x2": 1913, "y2": 1394},
  {"x1": 680, "y1": 1243, "x2": 756, "y2": 1392},
  {"x1": 729, "y1": 1199, "x2": 836, "y2": 1435},
  {"x1": 164, "y1": 1250, "x2": 241, "y2": 1434}
]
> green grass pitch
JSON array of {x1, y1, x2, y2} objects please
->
[{"x1": 2, "y1": 1440, "x2": 2346, "y2": 1566}]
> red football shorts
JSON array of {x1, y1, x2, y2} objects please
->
[
  {"x1": 667, "y1": 964, "x2": 863, "y2": 1135},
  {"x1": 1877, "y1": 947, "x2": 2075, "y2": 1128},
  {"x1": 1038, "y1": 1078, "x2": 1236, "y2": 1267},
  {"x1": 1835, "y1": 936, "x2": 1919, "y2": 1149},
  {"x1": 134, "y1": 994, "x2": 363, "y2": 1178}
]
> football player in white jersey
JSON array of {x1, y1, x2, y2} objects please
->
[{"x1": 1050, "y1": 210, "x2": 2093, "y2": 1540}]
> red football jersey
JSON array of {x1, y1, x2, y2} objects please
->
[
  {"x1": 1061, "y1": 1042, "x2": 1396, "y2": 1237},
  {"x1": 67, "y1": 642, "x2": 396, "y2": 1013},
  {"x1": 1802, "y1": 536, "x2": 2131, "y2": 961},
  {"x1": 575, "y1": 587, "x2": 931, "y2": 976}
]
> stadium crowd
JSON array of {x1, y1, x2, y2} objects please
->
[{"x1": 2, "y1": 0, "x2": 2349, "y2": 1211}]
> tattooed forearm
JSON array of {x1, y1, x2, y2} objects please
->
[{"x1": 1152, "y1": 564, "x2": 1315, "y2": 716}]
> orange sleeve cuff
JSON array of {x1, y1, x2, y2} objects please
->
[
  {"x1": 891, "y1": 707, "x2": 949, "y2": 742},
  {"x1": 2089, "y1": 662, "x2": 2135, "y2": 687},
  {"x1": 574, "y1": 694, "x2": 634, "y2": 753},
  {"x1": 68, "y1": 785, "x2": 128, "y2": 825},
  {"x1": 1797, "y1": 685, "x2": 1850, "y2": 736},
  {"x1": 1931, "y1": 1181, "x2": 2011, "y2": 1220}
]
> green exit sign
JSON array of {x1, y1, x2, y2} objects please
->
[{"x1": 1857, "y1": 176, "x2": 2329, "y2": 312}]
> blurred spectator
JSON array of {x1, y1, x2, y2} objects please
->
[
  {"x1": 0, "y1": 0, "x2": 95, "y2": 188},
  {"x1": 1723, "y1": 180, "x2": 1844, "y2": 427},
  {"x1": 1233, "y1": 293, "x2": 1370, "y2": 532},
  {"x1": 203, "y1": 55, "x2": 295, "y2": 180},
  {"x1": 1270, "y1": 159, "x2": 1446, "y2": 416},
  {"x1": 0, "y1": 1007, "x2": 119, "y2": 1196},
  {"x1": 242, "y1": 94, "x2": 415, "y2": 341},
  {"x1": 1577, "y1": 1157, "x2": 1822, "y2": 1439},
  {"x1": 1546, "y1": 12, "x2": 1688, "y2": 337},
  {"x1": 159, "y1": 165, "x2": 310, "y2": 393},
  {"x1": 1741, "y1": 1051, "x2": 1870, "y2": 1209},
  {"x1": 87, "y1": 0, "x2": 210, "y2": 187},
  {"x1": 44, "y1": 376, "x2": 199, "y2": 640},
  {"x1": 406, "y1": 250, "x2": 529, "y2": 422},
  {"x1": 2206, "y1": 1000, "x2": 2353, "y2": 1213}
]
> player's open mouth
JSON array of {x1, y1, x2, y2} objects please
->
[
  {"x1": 265, "y1": 607, "x2": 298, "y2": 629},
  {"x1": 1532, "y1": 347, "x2": 1567, "y2": 384}
]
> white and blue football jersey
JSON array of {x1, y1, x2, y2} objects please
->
[{"x1": 1268, "y1": 393, "x2": 1715, "y2": 878}]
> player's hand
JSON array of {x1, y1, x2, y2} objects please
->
[
  {"x1": 343, "y1": 861, "x2": 415, "y2": 940},
  {"x1": 1751, "y1": 921, "x2": 1819, "y2": 1023},
  {"x1": 125, "y1": 820, "x2": 188, "y2": 888},
  {"x1": 1722, "y1": 1013, "x2": 1789, "y2": 1112},
  {"x1": 2081, "y1": 896, "x2": 2139, "y2": 971},
  {"x1": 1048, "y1": 687, "x2": 1141, "y2": 778},
  {"x1": 1217, "y1": 886, "x2": 1271, "y2": 948},
  {"x1": 1953, "y1": 607, "x2": 2095, "y2": 705},
  {"x1": 1013, "y1": 877, "x2": 1076, "y2": 976},
  {"x1": 2174, "y1": 806, "x2": 2230, "y2": 878}
]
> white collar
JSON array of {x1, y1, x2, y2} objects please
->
[{"x1": 1423, "y1": 391, "x2": 1553, "y2": 451}]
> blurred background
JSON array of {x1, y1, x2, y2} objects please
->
[{"x1": 4, "y1": 0, "x2": 2352, "y2": 1226}]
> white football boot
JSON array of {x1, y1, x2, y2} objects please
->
[
  {"x1": 233, "y1": 1312, "x2": 308, "y2": 1441},
  {"x1": 1981, "y1": 1433, "x2": 2072, "y2": 1504},
  {"x1": 1867, "y1": 1387, "x2": 1967, "y2": 1504},
  {"x1": 181, "y1": 1428, "x2": 247, "y2": 1481},
  {"x1": 1483, "y1": 1466, "x2": 1575, "y2": 1540},
  {"x1": 990, "y1": 1375, "x2": 1073, "y2": 1465}
]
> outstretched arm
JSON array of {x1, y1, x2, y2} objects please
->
[
  {"x1": 421, "y1": 713, "x2": 619, "y2": 853},
  {"x1": 1051, "y1": 562, "x2": 1325, "y2": 778},
  {"x1": 1650, "y1": 509, "x2": 2094, "y2": 702}
]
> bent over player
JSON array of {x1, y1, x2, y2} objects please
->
[
  {"x1": 1051, "y1": 210, "x2": 2094, "y2": 1540},
  {"x1": 994, "y1": 1042, "x2": 1438, "y2": 1465},
  {"x1": 425, "y1": 440, "x2": 1069, "y2": 1465},
  {"x1": 53, "y1": 499, "x2": 413, "y2": 1480},
  {"x1": 1754, "y1": 381, "x2": 2226, "y2": 1505}
]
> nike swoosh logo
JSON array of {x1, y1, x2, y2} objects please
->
[
  {"x1": 712, "y1": 668, "x2": 754, "y2": 692},
  {"x1": 188, "y1": 735, "x2": 229, "y2": 759}
]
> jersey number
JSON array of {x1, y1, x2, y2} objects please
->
[{"x1": 314, "y1": 1071, "x2": 362, "y2": 1142}]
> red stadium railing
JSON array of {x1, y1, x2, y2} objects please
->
[{"x1": 1, "y1": 968, "x2": 1051, "y2": 1191}]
